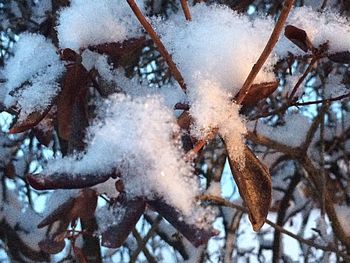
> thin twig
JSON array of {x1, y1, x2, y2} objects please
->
[
  {"x1": 288, "y1": 56, "x2": 318, "y2": 101},
  {"x1": 180, "y1": 0, "x2": 192, "y2": 21},
  {"x1": 293, "y1": 92, "x2": 350, "y2": 106},
  {"x1": 198, "y1": 194, "x2": 350, "y2": 260},
  {"x1": 236, "y1": 0, "x2": 295, "y2": 104},
  {"x1": 127, "y1": 0, "x2": 187, "y2": 92},
  {"x1": 131, "y1": 229, "x2": 158, "y2": 263}
]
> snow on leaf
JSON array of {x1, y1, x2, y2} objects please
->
[
  {"x1": 2, "y1": 33, "x2": 64, "y2": 120},
  {"x1": 43, "y1": 94, "x2": 200, "y2": 217},
  {"x1": 56, "y1": 0, "x2": 144, "y2": 51}
]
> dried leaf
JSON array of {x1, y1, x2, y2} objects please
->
[
  {"x1": 4, "y1": 162, "x2": 16, "y2": 179},
  {"x1": 27, "y1": 172, "x2": 110, "y2": 190},
  {"x1": 328, "y1": 51, "x2": 350, "y2": 64},
  {"x1": 33, "y1": 108, "x2": 55, "y2": 146},
  {"x1": 226, "y1": 144, "x2": 271, "y2": 231},
  {"x1": 101, "y1": 198, "x2": 145, "y2": 248},
  {"x1": 147, "y1": 199, "x2": 218, "y2": 247},
  {"x1": 236, "y1": 81, "x2": 279, "y2": 106},
  {"x1": 39, "y1": 238, "x2": 66, "y2": 254},
  {"x1": 69, "y1": 189, "x2": 97, "y2": 221},
  {"x1": 60, "y1": 48, "x2": 81, "y2": 62},
  {"x1": 177, "y1": 111, "x2": 192, "y2": 130},
  {"x1": 285, "y1": 25, "x2": 313, "y2": 52},
  {"x1": 88, "y1": 37, "x2": 145, "y2": 66},
  {"x1": 37, "y1": 197, "x2": 75, "y2": 228},
  {"x1": 57, "y1": 63, "x2": 88, "y2": 140},
  {"x1": 37, "y1": 189, "x2": 97, "y2": 228},
  {"x1": 9, "y1": 104, "x2": 52, "y2": 134}
]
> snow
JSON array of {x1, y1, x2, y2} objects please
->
[
  {"x1": 152, "y1": 4, "x2": 279, "y2": 165},
  {"x1": 206, "y1": 182, "x2": 221, "y2": 196},
  {"x1": 0, "y1": 184, "x2": 46, "y2": 251},
  {"x1": 251, "y1": 112, "x2": 312, "y2": 147},
  {"x1": 277, "y1": 7, "x2": 350, "y2": 56},
  {"x1": 42, "y1": 190, "x2": 79, "y2": 218},
  {"x1": 324, "y1": 73, "x2": 348, "y2": 98},
  {"x1": 43, "y1": 94, "x2": 199, "y2": 217},
  {"x1": 31, "y1": 0, "x2": 52, "y2": 24},
  {"x1": 152, "y1": 4, "x2": 277, "y2": 95},
  {"x1": 85, "y1": 52, "x2": 186, "y2": 108},
  {"x1": 56, "y1": 0, "x2": 144, "y2": 51},
  {"x1": 2, "y1": 33, "x2": 64, "y2": 120}
]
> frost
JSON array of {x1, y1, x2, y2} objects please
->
[
  {"x1": 57, "y1": 0, "x2": 144, "y2": 51},
  {"x1": 2, "y1": 33, "x2": 64, "y2": 120},
  {"x1": 44, "y1": 94, "x2": 199, "y2": 216}
]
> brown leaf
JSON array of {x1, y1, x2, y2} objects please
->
[
  {"x1": 101, "y1": 198, "x2": 146, "y2": 248},
  {"x1": 33, "y1": 108, "x2": 55, "y2": 146},
  {"x1": 57, "y1": 63, "x2": 89, "y2": 140},
  {"x1": 88, "y1": 37, "x2": 146, "y2": 66},
  {"x1": 4, "y1": 162, "x2": 16, "y2": 179},
  {"x1": 236, "y1": 81, "x2": 279, "y2": 106},
  {"x1": 26, "y1": 172, "x2": 111, "y2": 190},
  {"x1": 328, "y1": 51, "x2": 350, "y2": 64},
  {"x1": 147, "y1": 199, "x2": 218, "y2": 247},
  {"x1": 285, "y1": 25, "x2": 313, "y2": 52},
  {"x1": 69, "y1": 189, "x2": 97, "y2": 221},
  {"x1": 60, "y1": 48, "x2": 81, "y2": 63},
  {"x1": 226, "y1": 144, "x2": 271, "y2": 231},
  {"x1": 39, "y1": 238, "x2": 66, "y2": 254},
  {"x1": 37, "y1": 197, "x2": 75, "y2": 228},
  {"x1": 37, "y1": 189, "x2": 97, "y2": 229},
  {"x1": 177, "y1": 111, "x2": 192, "y2": 130},
  {"x1": 9, "y1": 104, "x2": 53, "y2": 134}
]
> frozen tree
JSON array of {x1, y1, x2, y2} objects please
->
[{"x1": 1, "y1": 0, "x2": 350, "y2": 262}]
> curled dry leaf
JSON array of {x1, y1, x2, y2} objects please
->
[
  {"x1": 57, "y1": 63, "x2": 89, "y2": 140},
  {"x1": 235, "y1": 80, "x2": 279, "y2": 106},
  {"x1": 88, "y1": 37, "x2": 146, "y2": 66},
  {"x1": 33, "y1": 107, "x2": 55, "y2": 146},
  {"x1": 38, "y1": 220, "x2": 70, "y2": 254},
  {"x1": 225, "y1": 144, "x2": 271, "y2": 231},
  {"x1": 101, "y1": 198, "x2": 146, "y2": 248},
  {"x1": 37, "y1": 197, "x2": 75, "y2": 228},
  {"x1": 9, "y1": 104, "x2": 53, "y2": 134},
  {"x1": 37, "y1": 189, "x2": 97, "y2": 228},
  {"x1": 27, "y1": 172, "x2": 111, "y2": 190},
  {"x1": 285, "y1": 25, "x2": 313, "y2": 52},
  {"x1": 39, "y1": 237, "x2": 66, "y2": 254},
  {"x1": 328, "y1": 51, "x2": 350, "y2": 64},
  {"x1": 147, "y1": 198, "x2": 218, "y2": 247}
]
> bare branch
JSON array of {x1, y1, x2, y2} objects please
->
[{"x1": 127, "y1": 0, "x2": 187, "y2": 92}]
